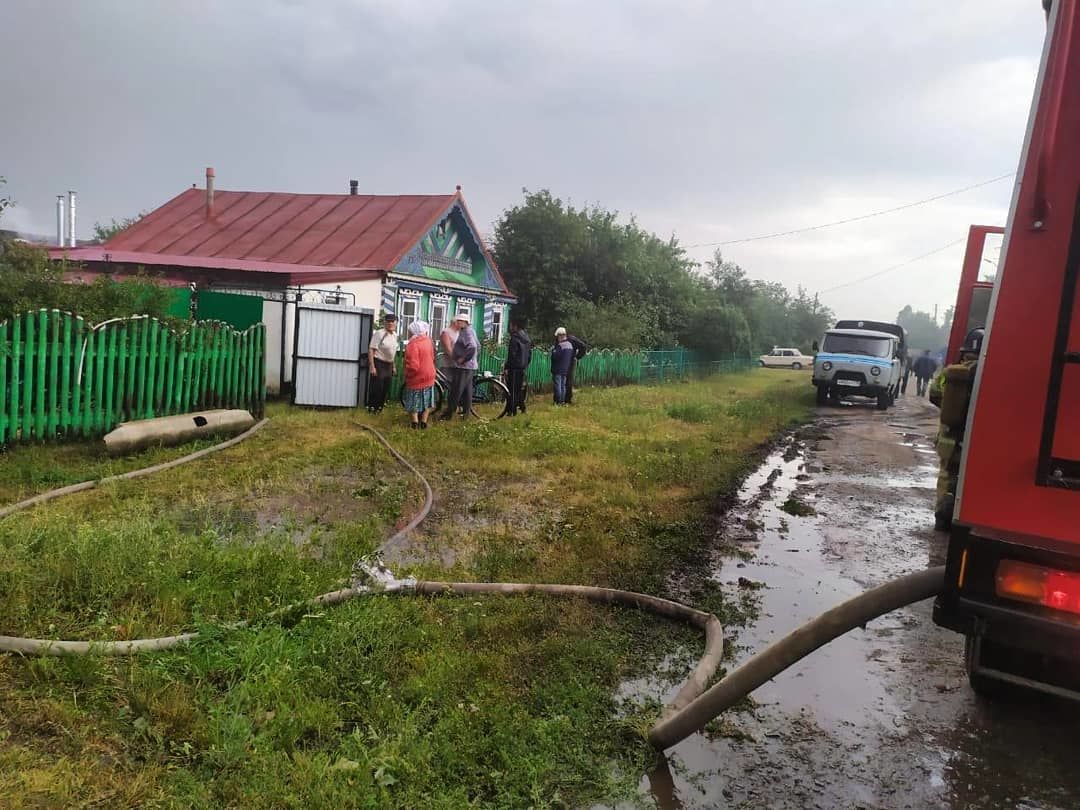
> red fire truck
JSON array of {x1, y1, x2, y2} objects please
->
[
  {"x1": 943, "y1": 225, "x2": 1002, "y2": 366},
  {"x1": 933, "y1": 0, "x2": 1080, "y2": 697}
]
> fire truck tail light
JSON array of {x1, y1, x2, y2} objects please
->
[{"x1": 996, "y1": 560, "x2": 1080, "y2": 616}]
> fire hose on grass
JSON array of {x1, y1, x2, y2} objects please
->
[{"x1": 0, "y1": 422, "x2": 946, "y2": 751}]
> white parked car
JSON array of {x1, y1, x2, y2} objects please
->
[{"x1": 759, "y1": 347, "x2": 814, "y2": 369}]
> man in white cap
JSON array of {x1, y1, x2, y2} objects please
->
[
  {"x1": 439, "y1": 312, "x2": 479, "y2": 419},
  {"x1": 550, "y1": 327, "x2": 574, "y2": 405}
]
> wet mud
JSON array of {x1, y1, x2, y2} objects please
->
[{"x1": 619, "y1": 397, "x2": 1080, "y2": 809}]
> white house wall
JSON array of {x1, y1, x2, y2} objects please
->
[{"x1": 263, "y1": 299, "x2": 284, "y2": 394}]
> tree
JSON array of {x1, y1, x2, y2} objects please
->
[
  {"x1": 896, "y1": 305, "x2": 947, "y2": 352},
  {"x1": 92, "y1": 212, "x2": 147, "y2": 243},
  {"x1": 492, "y1": 188, "x2": 833, "y2": 353}
]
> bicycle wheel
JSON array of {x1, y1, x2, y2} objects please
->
[{"x1": 471, "y1": 376, "x2": 510, "y2": 419}]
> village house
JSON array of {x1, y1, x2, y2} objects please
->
[{"x1": 49, "y1": 169, "x2": 516, "y2": 394}]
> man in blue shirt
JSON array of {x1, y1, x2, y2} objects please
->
[
  {"x1": 913, "y1": 350, "x2": 938, "y2": 397},
  {"x1": 551, "y1": 327, "x2": 574, "y2": 405}
]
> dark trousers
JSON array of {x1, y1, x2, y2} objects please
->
[
  {"x1": 368, "y1": 359, "x2": 394, "y2": 410},
  {"x1": 916, "y1": 376, "x2": 930, "y2": 397},
  {"x1": 566, "y1": 359, "x2": 577, "y2": 403},
  {"x1": 444, "y1": 367, "x2": 473, "y2": 416},
  {"x1": 901, "y1": 368, "x2": 911, "y2": 395},
  {"x1": 506, "y1": 367, "x2": 526, "y2": 415}
]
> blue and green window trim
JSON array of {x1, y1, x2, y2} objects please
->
[
  {"x1": 382, "y1": 280, "x2": 512, "y2": 343},
  {"x1": 380, "y1": 199, "x2": 515, "y2": 341}
]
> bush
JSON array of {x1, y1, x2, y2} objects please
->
[{"x1": 0, "y1": 238, "x2": 182, "y2": 326}]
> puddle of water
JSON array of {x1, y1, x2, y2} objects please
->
[
  {"x1": 816, "y1": 469, "x2": 938, "y2": 490},
  {"x1": 712, "y1": 442, "x2": 900, "y2": 735}
]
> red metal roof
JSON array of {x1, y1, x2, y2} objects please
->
[{"x1": 49, "y1": 188, "x2": 465, "y2": 285}]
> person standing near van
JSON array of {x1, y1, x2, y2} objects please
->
[
  {"x1": 367, "y1": 314, "x2": 399, "y2": 413},
  {"x1": 551, "y1": 328, "x2": 574, "y2": 405},
  {"x1": 913, "y1": 349, "x2": 938, "y2": 397},
  {"x1": 439, "y1": 313, "x2": 479, "y2": 419},
  {"x1": 504, "y1": 318, "x2": 532, "y2": 416}
]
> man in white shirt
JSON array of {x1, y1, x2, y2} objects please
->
[{"x1": 367, "y1": 314, "x2": 399, "y2": 412}]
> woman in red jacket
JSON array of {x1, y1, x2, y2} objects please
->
[{"x1": 403, "y1": 320, "x2": 437, "y2": 429}]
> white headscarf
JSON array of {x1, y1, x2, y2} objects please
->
[{"x1": 408, "y1": 320, "x2": 430, "y2": 338}]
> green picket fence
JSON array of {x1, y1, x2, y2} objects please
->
[
  {"x1": 0, "y1": 310, "x2": 266, "y2": 445},
  {"x1": 390, "y1": 344, "x2": 753, "y2": 398}
]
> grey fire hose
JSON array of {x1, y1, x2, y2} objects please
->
[{"x1": 0, "y1": 421, "x2": 946, "y2": 751}]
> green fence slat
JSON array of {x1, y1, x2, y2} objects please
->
[
  {"x1": 213, "y1": 326, "x2": 225, "y2": 408},
  {"x1": 202, "y1": 325, "x2": 212, "y2": 408},
  {"x1": 180, "y1": 330, "x2": 191, "y2": 413},
  {"x1": 158, "y1": 328, "x2": 170, "y2": 416},
  {"x1": 171, "y1": 328, "x2": 182, "y2": 414},
  {"x1": 47, "y1": 311, "x2": 60, "y2": 438},
  {"x1": 33, "y1": 310, "x2": 47, "y2": 440},
  {"x1": 184, "y1": 328, "x2": 197, "y2": 412},
  {"x1": 21, "y1": 313, "x2": 34, "y2": 440},
  {"x1": 192, "y1": 327, "x2": 206, "y2": 409},
  {"x1": 215, "y1": 327, "x2": 227, "y2": 408},
  {"x1": 238, "y1": 329, "x2": 249, "y2": 411},
  {"x1": 11, "y1": 316, "x2": 22, "y2": 440},
  {"x1": 234, "y1": 330, "x2": 243, "y2": 407},
  {"x1": 204, "y1": 326, "x2": 215, "y2": 408},
  {"x1": 173, "y1": 328, "x2": 184, "y2": 414},
  {"x1": 221, "y1": 329, "x2": 232, "y2": 407},
  {"x1": 162, "y1": 328, "x2": 175, "y2": 416},
  {"x1": 231, "y1": 331, "x2": 241, "y2": 407},
  {"x1": 69, "y1": 319, "x2": 81, "y2": 437},
  {"x1": 117, "y1": 321, "x2": 129, "y2": 425},
  {"x1": 134, "y1": 318, "x2": 146, "y2": 418},
  {"x1": 0, "y1": 321, "x2": 8, "y2": 444},
  {"x1": 80, "y1": 326, "x2": 94, "y2": 436},
  {"x1": 104, "y1": 324, "x2": 117, "y2": 431},
  {"x1": 93, "y1": 328, "x2": 106, "y2": 433},
  {"x1": 224, "y1": 327, "x2": 233, "y2": 408},
  {"x1": 146, "y1": 320, "x2": 160, "y2": 418}
]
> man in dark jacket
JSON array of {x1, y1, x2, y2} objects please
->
[
  {"x1": 504, "y1": 318, "x2": 532, "y2": 416},
  {"x1": 564, "y1": 332, "x2": 588, "y2": 404},
  {"x1": 551, "y1": 328, "x2": 574, "y2": 405},
  {"x1": 913, "y1": 349, "x2": 938, "y2": 397}
]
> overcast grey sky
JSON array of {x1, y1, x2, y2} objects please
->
[{"x1": 0, "y1": 1, "x2": 1047, "y2": 322}]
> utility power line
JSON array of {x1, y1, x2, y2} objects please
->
[
  {"x1": 688, "y1": 173, "x2": 1013, "y2": 248},
  {"x1": 818, "y1": 237, "x2": 967, "y2": 295}
]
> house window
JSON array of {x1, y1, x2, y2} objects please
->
[
  {"x1": 430, "y1": 300, "x2": 448, "y2": 339},
  {"x1": 490, "y1": 308, "x2": 503, "y2": 342},
  {"x1": 400, "y1": 297, "x2": 419, "y2": 336}
]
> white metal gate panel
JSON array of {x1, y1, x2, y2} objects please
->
[{"x1": 292, "y1": 303, "x2": 372, "y2": 407}]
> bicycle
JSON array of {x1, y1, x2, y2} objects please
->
[{"x1": 398, "y1": 363, "x2": 511, "y2": 419}]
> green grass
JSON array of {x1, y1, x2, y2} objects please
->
[{"x1": 0, "y1": 370, "x2": 812, "y2": 808}]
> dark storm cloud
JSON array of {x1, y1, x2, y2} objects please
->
[{"x1": 0, "y1": 0, "x2": 1046, "y2": 320}]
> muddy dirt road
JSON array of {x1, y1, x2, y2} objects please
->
[{"x1": 631, "y1": 396, "x2": 1080, "y2": 809}]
